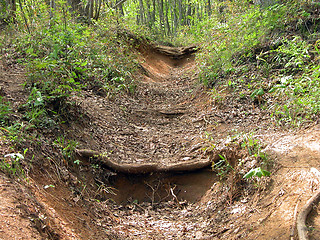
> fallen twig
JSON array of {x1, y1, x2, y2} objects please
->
[{"x1": 170, "y1": 185, "x2": 182, "y2": 209}]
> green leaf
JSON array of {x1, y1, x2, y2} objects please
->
[
  {"x1": 261, "y1": 169, "x2": 271, "y2": 176},
  {"x1": 257, "y1": 88, "x2": 264, "y2": 96},
  {"x1": 243, "y1": 168, "x2": 255, "y2": 179},
  {"x1": 244, "y1": 167, "x2": 271, "y2": 179},
  {"x1": 214, "y1": 159, "x2": 225, "y2": 168}
]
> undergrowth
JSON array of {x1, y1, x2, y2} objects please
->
[
  {"x1": 190, "y1": 1, "x2": 320, "y2": 127},
  {"x1": 0, "y1": 0, "x2": 139, "y2": 178},
  {"x1": 2, "y1": 1, "x2": 137, "y2": 131},
  {"x1": 208, "y1": 131, "x2": 271, "y2": 204},
  {"x1": 213, "y1": 131, "x2": 270, "y2": 181}
]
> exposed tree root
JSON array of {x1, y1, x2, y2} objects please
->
[
  {"x1": 75, "y1": 149, "x2": 214, "y2": 174},
  {"x1": 297, "y1": 189, "x2": 320, "y2": 240},
  {"x1": 117, "y1": 28, "x2": 199, "y2": 59},
  {"x1": 290, "y1": 195, "x2": 301, "y2": 240},
  {"x1": 154, "y1": 45, "x2": 198, "y2": 59}
]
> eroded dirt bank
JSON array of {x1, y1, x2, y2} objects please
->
[{"x1": 1, "y1": 41, "x2": 320, "y2": 239}]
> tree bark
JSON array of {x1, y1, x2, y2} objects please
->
[
  {"x1": 145, "y1": 0, "x2": 152, "y2": 28},
  {"x1": 173, "y1": 0, "x2": 178, "y2": 36},
  {"x1": 138, "y1": 0, "x2": 145, "y2": 24},
  {"x1": 158, "y1": 0, "x2": 164, "y2": 33},
  {"x1": 164, "y1": 0, "x2": 170, "y2": 35},
  {"x1": 10, "y1": 0, "x2": 16, "y2": 20}
]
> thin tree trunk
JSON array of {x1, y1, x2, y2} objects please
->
[
  {"x1": 17, "y1": 0, "x2": 30, "y2": 33},
  {"x1": 138, "y1": 0, "x2": 145, "y2": 24},
  {"x1": 207, "y1": 0, "x2": 211, "y2": 16},
  {"x1": 145, "y1": 0, "x2": 152, "y2": 28},
  {"x1": 164, "y1": 0, "x2": 170, "y2": 36},
  {"x1": 86, "y1": 0, "x2": 93, "y2": 24},
  {"x1": 158, "y1": 0, "x2": 164, "y2": 33},
  {"x1": 186, "y1": 2, "x2": 191, "y2": 26},
  {"x1": 178, "y1": 0, "x2": 183, "y2": 26},
  {"x1": 94, "y1": 0, "x2": 102, "y2": 20},
  {"x1": 67, "y1": 0, "x2": 85, "y2": 16},
  {"x1": 152, "y1": 0, "x2": 155, "y2": 23},
  {"x1": 173, "y1": 0, "x2": 178, "y2": 36},
  {"x1": 49, "y1": 0, "x2": 55, "y2": 20},
  {"x1": 117, "y1": 3, "x2": 124, "y2": 16},
  {"x1": 10, "y1": 0, "x2": 16, "y2": 20}
]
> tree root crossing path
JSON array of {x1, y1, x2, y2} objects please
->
[{"x1": 75, "y1": 44, "x2": 224, "y2": 174}]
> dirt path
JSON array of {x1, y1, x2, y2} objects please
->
[
  {"x1": 1, "y1": 43, "x2": 320, "y2": 239},
  {"x1": 75, "y1": 45, "x2": 267, "y2": 172},
  {"x1": 76, "y1": 47, "x2": 215, "y2": 169},
  {"x1": 68, "y1": 45, "x2": 320, "y2": 239}
]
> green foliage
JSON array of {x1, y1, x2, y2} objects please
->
[
  {"x1": 121, "y1": 0, "x2": 214, "y2": 40},
  {"x1": 22, "y1": 87, "x2": 54, "y2": 128},
  {"x1": 240, "y1": 132, "x2": 268, "y2": 162},
  {"x1": 213, "y1": 154, "x2": 234, "y2": 180},
  {"x1": 210, "y1": 132, "x2": 271, "y2": 184},
  {"x1": 250, "y1": 88, "x2": 265, "y2": 103},
  {"x1": 1, "y1": 123, "x2": 23, "y2": 144},
  {"x1": 257, "y1": 36, "x2": 311, "y2": 74},
  {"x1": 1, "y1": 0, "x2": 138, "y2": 132},
  {"x1": 193, "y1": 1, "x2": 319, "y2": 127},
  {"x1": 208, "y1": 88, "x2": 225, "y2": 107},
  {"x1": 243, "y1": 167, "x2": 270, "y2": 179},
  {"x1": 53, "y1": 136, "x2": 78, "y2": 163},
  {"x1": 0, "y1": 98, "x2": 28, "y2": 145},
  {"x1": 0, "y1": 97, "x2": 12, "y2": 126},
  {"x1": 20, "y1": 20, "x2": 135, "y2": 102},
  {"x1": 1, "y1": 149, "x2": 27, "y2": 177},
  {"x1": 237, "y1": 132, "x2": 271, "y2": 186},
  {"x1": 269, "y1": 72, "x2": 320, "y2": 126},
  {"x1": 197, "y1": 3, "x2": 290, "y2": 86}
]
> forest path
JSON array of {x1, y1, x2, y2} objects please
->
[
  {"x1": 76, "y1": 45, "x2": 223, "y2": 173},
  {"x1": 1, "y1": 42, "x2": 320, "y2": 239}
]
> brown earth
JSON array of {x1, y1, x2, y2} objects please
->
[{"x1": 0, "y1": 41, "x2": 320, "y2": 239}]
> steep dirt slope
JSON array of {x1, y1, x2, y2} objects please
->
[{"x1": 0, "y1": 173, "x2": 43, "y2": 240}]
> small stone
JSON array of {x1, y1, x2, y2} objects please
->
[{"x1": 195, "y1": 231, "x2": 203, "y2": 239}]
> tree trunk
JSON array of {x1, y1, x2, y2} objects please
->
[
  {"x1": 85, "y1": 0, "x2": 93, "y2": 24},
  {"x1": 164, "y1": 0, "x2": 170, "y2": 36},
  {"x1": 173, "y1": 0, "x2": 178, "y2": 36},
  {"x1": 10, "y1": 0, "x2": 16, "y2": 20},
  {"x1": 138, "y1": 0, "x2": 145, "y2": 25},
  {"x1": 186, "y1": 2, "x2": 192, "y2": 26},
  {"x1": 178, "y1": 0, "x2": 183, "y2": 26},
  {"x1": 207, "y1": 0, "x2": 211, "y2": 16},
  {"x1": 145, "y1": 0, "x2": 152, "y2": 28},
  {"x1": 152, "y1": 0, "x2": 155, "y2": 23},
  {"x1": 17, "y1": 0, "x2": 30, "y2": 33},
  {"x1": 158, "y1": 0, "x2": 164, "y2": 33}
]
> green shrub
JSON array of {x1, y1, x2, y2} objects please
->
[{"x1": 0, "y1": 97, "x2": 12, "y2": 126}]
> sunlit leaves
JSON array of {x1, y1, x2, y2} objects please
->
[{"x1": 243, "y1": 167, "x2": 270, "y2": 179}]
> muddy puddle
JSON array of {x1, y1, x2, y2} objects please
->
[{"x1": 102, "y1": 168, "x2": 217, "y2": 204}]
